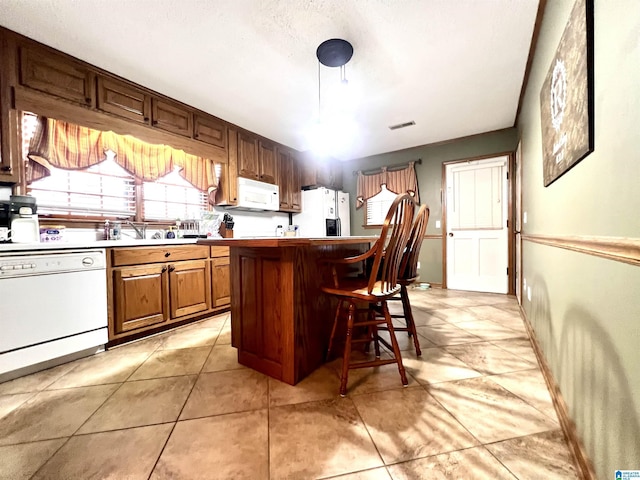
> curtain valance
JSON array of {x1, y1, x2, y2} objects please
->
[
  {"x1": 356, "y1": 161, "x2": 419, "y2": 209},
  {"x1": 26, "y1": 117, "x2": 219, "y2": 195}
]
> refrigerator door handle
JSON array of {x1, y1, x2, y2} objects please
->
[{"x1": 336, "y1": 217, "x2": 341, "y2": 236}]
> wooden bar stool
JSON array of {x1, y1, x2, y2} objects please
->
[
  {"x1": 382, "y1": 204, "x2": 430, "y2": 356},
  {"x1": 321, "y1": 193, "x2": 415, "y2": 396}
]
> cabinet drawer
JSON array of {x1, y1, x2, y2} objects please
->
[
  {"x1": 112, "y1": 245, "x2": 209, "y2": 266},
  {"x1": 210, "y1": 246, "x2": 230, "y2": 258}
]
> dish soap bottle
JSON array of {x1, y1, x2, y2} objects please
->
[{"x1": 275, "y1": 225, "x2": 284, "y2": 237}]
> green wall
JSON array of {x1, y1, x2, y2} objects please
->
[
  {"x1": 517, "y1": 1, "x2": 640, "y2": 477},
  {"x1": 342, "y1": 128, "x2": 518, "y2": 284}
]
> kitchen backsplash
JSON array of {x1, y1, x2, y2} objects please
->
[{"x1": 212, "y1": 207, "x2": 289, "y2": 237}]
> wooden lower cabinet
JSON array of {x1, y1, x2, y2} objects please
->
[
  {"x1": 211, "y1": 257, "x2": 231, "y2": 308},
  {"x1": 113, "y1": 264, "x2": 169, "y2": 334},
  {"x1": 108, "y1": 245, "x2": 229, "y2": 342},
  {"x1": 169, "y1": 259, "x2": 211, "y2": 318}
]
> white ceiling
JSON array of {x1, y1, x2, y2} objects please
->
[{"x1": 0, "y1": 0, "x2": 539, "y2": 161}]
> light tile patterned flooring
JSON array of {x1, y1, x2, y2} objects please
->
[{"x1": 0, "y1": 289, "x2": 580, "y2": 479}]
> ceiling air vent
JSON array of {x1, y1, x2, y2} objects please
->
[{"x1": 388, "y1": 121, "x2": 416, "y2": 130}]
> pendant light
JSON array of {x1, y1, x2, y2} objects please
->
[{"x1": 310, "y1": 39, "x2": 355, "y2": 156}]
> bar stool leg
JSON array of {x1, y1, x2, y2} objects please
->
[
  {"x1": 339, "y1": 301, "x2": 356, "y2": 397},
  {"x1": 381, "y1": 300, "x2": 408, "y2": 387},
  {"x1": 400, "y1": 286, "x2": 421, "y2": 356},
  {"x1": 327, "y1": 299, "x2": 344, "y2": 360}
]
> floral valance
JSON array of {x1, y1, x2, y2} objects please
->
[
  {"x1": 356, "y1": 161, "x2": 419, "y2": 208},
  {"x1": 26, "y1": 117, "x2": 220, "y2": 196}
]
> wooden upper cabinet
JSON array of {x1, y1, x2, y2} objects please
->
[
  {"x1": 97, "y1": 76, "x2": 150, "y2": 124},
  {"x1": 237, "y1": 131, "x2": 259, "y2": 180},
  {"x1": 301, "y1": 156, "x2": 343, "y2": 191},
  {"x1": 277, "y1": 148, "x2": 301, "y2": 212},
  {"x1": 194, "y1": 114, "x2": 227, "y2": 149},
  {"x1": 18, "y1": 44, "x2": 93, "y2": 107},
  {"x1": 151, "y1": 98, "x2": 192, "y2": 137},
  {"x1": 290, "y1": 154, "x2": 302, "y2": 211},
  {"x1": 258, "y1": 140, "x2": 277, "y2": 184}
]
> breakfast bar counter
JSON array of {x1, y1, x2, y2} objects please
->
[{"x1": 197, "y1": 236, "x2": 376, "y2": 384}]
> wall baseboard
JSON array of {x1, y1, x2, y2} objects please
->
[
  {"x1": 522, "y1": 234, "x2": 640, "y2": 267},
  {"x1": 519, "y1": 304, "x2": 597, "y2": 480}
]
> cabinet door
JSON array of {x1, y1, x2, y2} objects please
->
[
  {"x1": 0, "y1": 108, "x2": 19, "y2": 182},
  {"x1": 237, "y1": 131, "x2": 259, "y2": 180},
  {"x1": 290, "y1": 155, "x2": 302, "y2": 211},
  {"x1": 97, "y1": 76, "x2": 150, "y2": 124},
  {"x1": 18, "y1": 44, "x2": 93, "y2": 107},
  {"x1": 169, "y1": 259, "x2": 211, "y2": 318},
  {"x1": 211, "y1": 257, "x2": 231, "y2": 308},
  {"x1": 258, "y1": 140, "x2": 277, "y2": 184},
  {"x1": 277, "y1": 149, "x2": 292, "y2": 210},
  {"x1": 151, "y1": 98, "x2": 192, "y2": 137},
  {"x1": 113, "y1": 265, "x2": 169, "y2": 334},
  {"x1": 194, "y1": 114, "x2": 227, "y2": 149}
]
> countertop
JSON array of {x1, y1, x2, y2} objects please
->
[
  {"x1": 197, "y1": 236, "x2": 378, "y2": 247},
  {"x1": 0, "y1": 238, "x2": 200, "y2": 254}
]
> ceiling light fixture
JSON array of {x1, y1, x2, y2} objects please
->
[
  {"x1": 310, "y1": 38, "x2": 355, "y2": 157},
  {"x1": 316, "y1": 38, "x2": 353, "y2": 117}
]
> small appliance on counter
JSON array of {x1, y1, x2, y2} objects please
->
[{"x1": 0, "y1": 195, "x2": 40, "y2": 243}]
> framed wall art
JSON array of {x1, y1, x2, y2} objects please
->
[{"x1": 540, "y1": 0, "x2": 594, "y2": 187}]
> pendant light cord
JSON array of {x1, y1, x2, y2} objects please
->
[{"x1": 318, "y1": 60, "x2": 321, "y2": 121}]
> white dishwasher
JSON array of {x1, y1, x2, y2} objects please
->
[{"x1": 0, "y1": 249, "x2": 108, "y2": 381}]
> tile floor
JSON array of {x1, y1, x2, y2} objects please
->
[{"x1": 0, "y1": 289, "x2": 580, "y2": 479}]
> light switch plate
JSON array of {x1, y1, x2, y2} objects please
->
[
  {"x1": 523, "y1": 212, "x2": 528, "y2": 224},
  {"x1": 435, "y1": 220, "x2": 441, "y2": 229}
]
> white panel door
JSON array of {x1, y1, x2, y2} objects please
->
[{"x1": 446, "y1": 156, "x2": 509, "y2": 293}]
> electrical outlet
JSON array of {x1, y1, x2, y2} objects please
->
[
  {"x1": 417, "y1": 261, "x2": 421, "y2": 270},
  {"x1": 527, "y1": 286, "x2": 532, "y2": 302},
  {"x1": 435, "y1": 220, "x2": 441, "y2": 229}
]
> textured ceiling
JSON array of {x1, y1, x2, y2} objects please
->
[{"x1": 0, "y1": 0, "x2": 539, "y2": 160}]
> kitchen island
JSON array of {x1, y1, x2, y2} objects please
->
[{"x1": 197, "y1": 236, "x2": 376, "y2": 384}]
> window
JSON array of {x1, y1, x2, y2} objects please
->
[
  {"x1": 365, "y1": 184, "x2": 397, "y2": 226},
  {"x1": 29, "y1": 152, "x2": 136, "y2": 218},
  {"x1": 143, "y1": 169, "x2": 207, "y2": 221},
  {"x1": 22, "y1": 112, "x2": 208, "y2": 221}
]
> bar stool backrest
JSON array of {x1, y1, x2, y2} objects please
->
[
  {"x1": 399, "y1": 204, "x2": 430, "y2": 282},
  {"x1": 367, "y1": 193, "x2": 415, "y2": 295}
]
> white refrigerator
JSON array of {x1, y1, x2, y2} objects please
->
[{"x1": 294, "y1": 188, "x2": 351, "y2": 237}]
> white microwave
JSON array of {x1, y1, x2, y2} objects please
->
[{"x1": 229, "y1": 177, "x2": 280, "y2": 211}]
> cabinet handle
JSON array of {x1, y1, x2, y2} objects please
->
[
  {"x1": 85, "y1": 97, "x2": 91, "y2": 104},
  {"x1": 168, "y1": 265, "x2": 175, "y2": 272},
  {"x1": 143, "y1": 117, "x2": 149, "y2": 122},
  {"x1": 164, "y1": 252, "x2": 171, "y2": 257},
  {"x1": 194, "y1": 133, "x2": 199, "y2": 138},
  {"x1": 152, "y1": 120, "x2": 158, "y2": 126},
  {"x1": 0, "y1": 166, "x2": 11, "y2": 172},
  {"x1": 161, "y1": 266, "x2": 167, "y2": 273}
]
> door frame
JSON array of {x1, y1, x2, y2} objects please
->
[
  {"x1": 514, "y1": 139, "x2": 523, "y2": 304},
  {"x1": 441, "y1": 150, "x2": 516, "y2": 294}
]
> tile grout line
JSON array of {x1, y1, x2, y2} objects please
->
[{"x1": 145, "y1": 325, "x2": 217, "y2": 480}]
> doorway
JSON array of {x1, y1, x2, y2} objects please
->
[{"x1": 443, "y1": 154, "x2": 511, "y2": 294}]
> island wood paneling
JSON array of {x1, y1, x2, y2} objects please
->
[{"x1": 220, "y1": 238, "x2": 373, "y2": 384}]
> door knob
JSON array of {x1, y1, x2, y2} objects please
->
[{"x1": 448, "y1": 232, "x2": 454, "y2": 237}]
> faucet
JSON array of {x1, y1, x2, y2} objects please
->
[{"x1": 126, "y1": 221, "x2": 147, "y2": 239}]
